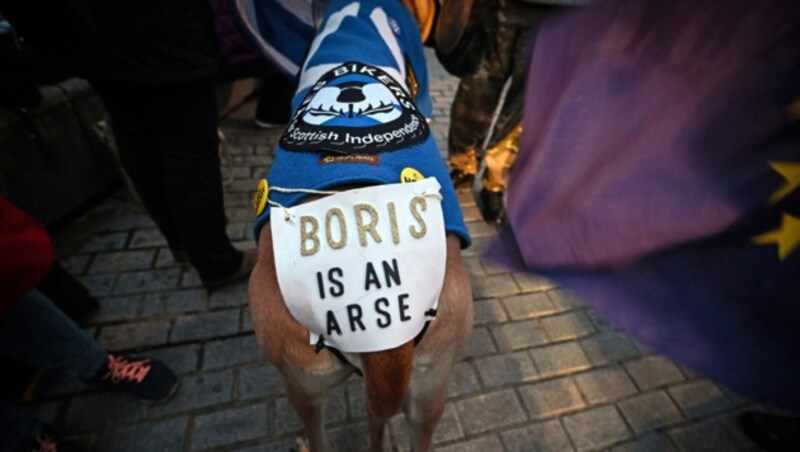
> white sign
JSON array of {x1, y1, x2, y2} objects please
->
[{"x1": 271, "y1": 178, "x2": 447, "y2": 352}]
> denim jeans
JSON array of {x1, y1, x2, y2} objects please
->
[
  {"x1": 0, "y1": 403, "x2": 40, "y2": 451},
  {"x1": 0, "y1": 290, "x2": 107, "y2": 449}
]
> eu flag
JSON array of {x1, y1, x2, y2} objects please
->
[{"x1": 489, "y1": 0, "x2": 800, "y2": 411}]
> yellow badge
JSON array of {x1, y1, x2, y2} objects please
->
[
  {"x1": 400, "y1": 167, "x2": 424, "y2": 184},
  {"x1": 253, "y1": 178, "x2": 269, "y2": 215}
]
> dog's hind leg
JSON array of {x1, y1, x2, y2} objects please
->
[
  {"x1": 283, "y1": 364, "x2": 353, "y2": 452},
  {"x1": 403, "y1": 366, "x2": 450, "y2": 452},
  {"x1": 362, "y1": 342, "x2": 415, "y2": 452},
  {"x1": 250, "y1": 225, "x2": 354, "y2": 451},
  {"x1": 404, "y1": 236, "x2": 474, "y2": 451}
]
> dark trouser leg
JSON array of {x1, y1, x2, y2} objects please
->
[
  {"x1": 255, "y1": 74, "x2": 294, "y2": 125},
  {"x1": 151, "y1": 80, "x2": 241, "y2": 280},
  {"x1": 95, "y1": 80, "x2": 241, "y2": 281},
  {"x1": 93, "y1": 83, "x2": 186, "y2": 254},
  {"x1": 37, "y1": 262, "x2": 99, "y2": 321},
  {"x1": 0, "y1": 402, "x2": 41, "y2": 451},
  {"x1": 0, "y1": 291, "x2": 107, "y2": 449}
]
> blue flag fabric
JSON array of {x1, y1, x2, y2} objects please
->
[
  {"x1": 232, "y1": 0, "x2": 432, "y2": 114},
  {"x1": 489, "y1": 0, "x2": 800, "y2": 411},
  {"x1": 232, "y1": 0, "x2": 317, "y2": 77},
  {"x1": 234, "y1": 0, "x2": 432, "y2": 116}
]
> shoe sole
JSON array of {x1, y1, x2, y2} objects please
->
[
  {"x1": 146, "y1": 378, "x2": 182, "y2": 405},
  {"x1": 202, "y1": 267, "x2": 253, "y2": 292}
]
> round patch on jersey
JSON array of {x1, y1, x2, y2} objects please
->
[
  {"x1": 253, "y1": 179, "x2": 269, "y2": 215},
  {"x1": 280, "y1": 62, "x2": 430, "y2": 154},
  {"x1": 400, "y1": 167, "x2": 424, "y2": 183}
]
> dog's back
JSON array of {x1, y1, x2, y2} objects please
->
[{"x1": 249, "y1": 1, "x2": 473, "y2": 450}]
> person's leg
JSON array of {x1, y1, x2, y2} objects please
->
[
  {"x1": 144, "y1": 79, "x2": 244, "y2": 282},
  {"x1": 483, "y1": 124, "x2": 522, "y2": 193},
  {"x1": 0, "y1": 291, "x2": 106, "y2": 380},
  {"x1": 472, "y1": 8, "x2": 542, "y2": 223},
  {"x1": 485, "y1": 13, "x2": 535, "y2": 149},
  {"x1": 1, "y1": 401, "x2": 89, "y2": 451},
  {"x1": 741, "y1": 410, "x2": 800, "y2": 451},
  {"x1": 447, "y1": 77, "x2": 493, "y2": 191},
  {"x1": 0, "y1": 290, "x2": 179, "y2": 402},
  {"x1": 478, "y1": 123, "x2": 522, "y2": 223},
  {"x1": 36, "y1": 262, "x2": 99, "y2": 321},
  {"x1": 92, "y1": 83, "x2": 187, "y2": 256},
  {"x1": 254, "y1": 74, "x2": 294, "y2": 128},
  {"x1": 447, "y1": 14, "x2": 518, "y2": 190},
  {"x1": 482, "y1": 34, "x2": 526, "y2": 157},
  {"x1": 0, "y1": 402, "x2": 41, "y2": 451}
]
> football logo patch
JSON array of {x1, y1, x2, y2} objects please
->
[{"x1": 280, "y1": 62, "x2": 429, "y2": 154}]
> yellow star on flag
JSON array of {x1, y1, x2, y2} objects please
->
[
  {"x1": 768, "y1": 161, "x2": 800, "y2": 204},
  {"x1": 752, "y1": 213, "x2": 800, "y2": 261}
]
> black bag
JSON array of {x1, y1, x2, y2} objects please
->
[{"x1": 433, "y1": 0, "x2": 492, "y2": 77}]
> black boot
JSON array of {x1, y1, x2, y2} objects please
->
[
  {"x1": 741, "y1": 410, "x2": 800, "y2": 452},
  {"x1": 477, "y1": 187, "x2": 506, "y2": 224}
]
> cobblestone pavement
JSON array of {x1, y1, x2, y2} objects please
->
[{"x1": 38, "y1": 53, "x2": 761, "y2": 451}]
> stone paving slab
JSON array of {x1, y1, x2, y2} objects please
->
[{"x1": 34, "y1": 51, "x2": 763, "y2": 451}]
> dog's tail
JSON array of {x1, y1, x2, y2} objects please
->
[{"x1": 361, "y1": 340, "x2": 415, "y2": 421}]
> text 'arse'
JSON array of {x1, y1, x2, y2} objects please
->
[{"x1": 317, "y1": 259, "x2": 412, "y2": 337}]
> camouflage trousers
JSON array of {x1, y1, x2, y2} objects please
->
[{"x1": 447, "y1": 0, "x2": 543, "y2": 191}]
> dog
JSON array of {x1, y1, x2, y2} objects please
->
[{"x1": 248, "y1": 1, "x2": 473, "y2": 450}]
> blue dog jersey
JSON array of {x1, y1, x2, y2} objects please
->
[{"x1": 253, "y1": 0, "x2": 470, "y2": 247}]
